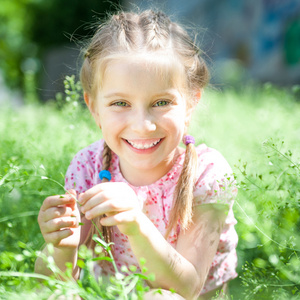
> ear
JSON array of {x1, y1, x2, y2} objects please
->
[
  {"x1": 84, "y1": 92, "x2": 92, "y2": 110},
  {"x1": 84, "y1": 91, "x2": 96, "y2": 115},
  {"x1": 195, "y1": 90, "x2": 202, "y2": 104},
  {"x1": 185, "y1": 90, "x2": 202, "y2": 124},
  {"x1": 84, "y1": 92, "x2": 101, "y2": 129}
]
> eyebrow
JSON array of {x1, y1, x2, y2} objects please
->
[
  {"x1": 103, "y1": 90, "x2": 178, "y2": 99},
  {"x1": 153, "y1": 91, "x2": 178, "y2": 98},
  {"x1": 103, "y1": 92, "x2": 129, "y2": 99}
]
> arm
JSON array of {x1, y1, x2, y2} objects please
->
[
  {"x1": 79, "y1": 183, "x2": 227, "y2": 299},
  {"x1": 35, "y1": 245, "x2": 79, "y2": 279},
  {"x1": 125, "y1": 204, "x2": 227, "y2": 300}
]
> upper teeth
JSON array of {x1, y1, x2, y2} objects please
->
[{"x1": 127, "y1": 139, "x2": 161, "y2": 149}]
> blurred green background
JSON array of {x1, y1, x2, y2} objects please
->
[
  {"x1": 1, "y1": 0, "x2": 300, "y2": 102},
  {"x1": 0, "y1": 1, "x2": 300, "y2": 299},
  {"x1": 0, "y1": 0, "x2": 121, "y2": 101}
]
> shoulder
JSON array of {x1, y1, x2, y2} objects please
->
[
  {"x1": 195, "y1": 144, "x2": 233, "y2": 175},
  {"x1": 64, "y1": 139, "x2": 105, "y2": 193},
  {"x1": 193, "y1": 144, "x2": 237, "y2": 206},
  {"x1": 71, "y1": 139, "x2": 105, "y2": 162}
]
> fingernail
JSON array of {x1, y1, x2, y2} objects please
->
[{"x1": 78, "y1": 193, "x2": 84, "y2": 203}]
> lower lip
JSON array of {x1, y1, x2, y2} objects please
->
[{"x1": 123, "y1": 138, "x2": 163, "y2": 154}]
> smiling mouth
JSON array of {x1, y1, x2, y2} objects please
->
[{"x1": 125, "y1": 138, "x2": 162, "y2": 150}]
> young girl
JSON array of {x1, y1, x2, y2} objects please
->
[{"x1": 35, "y1": 10, "x2": 238, "y2": 300}]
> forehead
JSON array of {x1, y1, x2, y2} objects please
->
[{"x1": 98, "y1": 52, "x2": 187, "y2": 92}]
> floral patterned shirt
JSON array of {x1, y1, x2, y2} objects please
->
[{"x1": 65, "y1": 139, "x2": 238, "y2": 294}]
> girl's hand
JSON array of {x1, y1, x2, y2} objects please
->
[
  {"x1": 78, "y1": 182, "x2": 142, "y2": 236},
  {"x1": 38, "y1": 189, "x2": 81, "y2": 248}
]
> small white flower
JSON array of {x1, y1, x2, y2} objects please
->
[{"x1": 269, "y1": 254, "x2": 279, "y2": 265}]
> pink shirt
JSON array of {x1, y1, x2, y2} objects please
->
[{"x1": 65, "y1": 139, "x2": 238, "y2": 294}]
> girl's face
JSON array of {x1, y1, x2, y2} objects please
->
[{"x1": 88, "y1": 56, "x2": 193, "y2": 185}]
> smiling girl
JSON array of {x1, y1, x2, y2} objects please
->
[{"x1": 35, "y1": 10, "x2": 238, "y2": 299}]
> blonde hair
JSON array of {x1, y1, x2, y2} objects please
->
[{"x1": 80, "y1": 10, "x2": 209, "y2": 248}]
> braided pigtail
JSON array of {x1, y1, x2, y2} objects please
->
[
  {"x1": 80, "y1": 12, "x2": 139, "y2": 98},
  {"x1": 139, "y1": 10, "x2": 170, "y2": 50},
  {"x1": 101, "y1": 141, "x2": 112, "y2": 177},
  {"x1": 84, "y1": 142, "x2": 113, "y2": 254},
  {"x1": 165, "y1": 136, "x2": 198, "y2": 238},
  {"x1": 110, "y1": 12, "x2": 137, "y2": 51}
]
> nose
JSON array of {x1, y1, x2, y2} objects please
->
[{"x1": 130, "y1": 109, "x2": 156, "y2": 133}]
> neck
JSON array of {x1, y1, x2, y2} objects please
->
[{"x1": 119, "y1": 147, "x2": 184, "y2": 186}]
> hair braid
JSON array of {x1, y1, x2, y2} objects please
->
[
  {"x1": 165, "y1": 142, "x2": 198, "y2": 238},
  {"x1": 102, "y1": 141, "x2": 112, "y2": 178},
  {"x1": 110, "y1": 12, "x2": 134, "y2": 50},
  {"x1": 139, "y1": 10, "x2": 170, "y2": 50},
  {"x1": 84, "y1": 142, "x2": 113, "y2": 255}
]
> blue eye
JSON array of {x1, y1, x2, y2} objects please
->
[
  {"x1": 113, "y1": 101, "x2": 128, "y2": 107},
  {"x1": 154, "y1": 100, "x2": 169, "y2": 107}
]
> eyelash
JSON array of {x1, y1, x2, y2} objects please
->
[
  {"x1": 111, "y1": 99, "x2": 172, "y2": 107},
  {"x1": 112, "y1": 101, "x2": 128, "y2": 107},
  {"x1": 153, "y1": 100, "x2": 171, "y2": 107}
]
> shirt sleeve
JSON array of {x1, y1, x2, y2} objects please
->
[
  {"x1": 64, "y1": 141, "x2": 103, "y2": 195},
  {"x1": 193, "y1": 147, "x2": 237, "y2": 207}
]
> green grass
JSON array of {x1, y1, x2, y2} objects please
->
[
  {"x1": 0, "y1": 101, "x2": 98, "y2": 252},
  {"x1": 0, "y1": 83, "x2": 300, "y2": 299},
  {"x1": 192, "y1": 85, "x2": 300, "y2": 299},
  {"x1": 191, "y1": 84, "x2": 300, "y2": 164}
]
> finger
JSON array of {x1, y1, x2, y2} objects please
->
[
  {"x1": 78, "y1": 183, "x2": 111, "y2": 205},
  {"x1": 68, "y1": 189, "x2": 77, "y2": 197},
  {"x1": 42, "y1": 206, "x2": 74, "y2": 223},
  {"x1": 66, "y1": 189, "x2": 78, "y2": 209},
  {"x1": 80, "y1": 192, "x2": 108, "y2": 214},
  {"x1": 100, "y1": 210, "x2": 137, "y2": 227},
  {"x1": 43, "y1": 216, "x2": 79, "y2": 233},
  {"x1": 99, "y1": 215, "x2": 118, "y2": 227},
  {"x1": 84, "y1": 198, "x2": 124, "y2": 220},
  {"x1": 41, "y1": 194, "x2": 76, "y2": 211},
  {"x1": 100, "y1": 211, "x2": 134, "y2": 226},
  {"x1": 44, "y1": 228, "x2": 73, "y2": 245}
]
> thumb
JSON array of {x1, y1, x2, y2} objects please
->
[
  {"x1": 68, "y1": 189, "x2": 77, "y2": 197},
  {"x1": 66, "y1": 189, "x2": 78, "y2": 209}
]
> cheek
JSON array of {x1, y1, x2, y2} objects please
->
[
  {"x1": 98, "y1": 113, "x2": 127, "y2": 140},
  {"x1": 90, "y1": 103, "x2": 101, "y2": 126},
  {"x1": 162, "y1": 111, "x2": 186, "y2": 135},
  {"x1": 170, "y1": 109, "x2": 187, "y2": 127},
  {"x1": 92, "y1": 111, "x2": 100, "y2": 120},
  {"x1": 92, "y1": 113, "x2": 101, "y2": 128}
]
